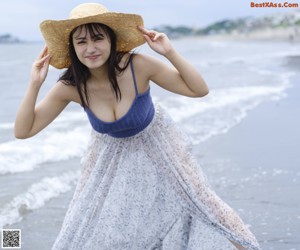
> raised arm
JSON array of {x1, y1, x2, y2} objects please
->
[
  {"x1": 14, "y1": 46, "x2": 76, "y2": 139},
  {"x1": 137, "y1": 26, "x2": 209, "y2": 98}
]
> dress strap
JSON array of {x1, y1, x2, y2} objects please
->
[{"x1": 129, "y1": 56, "x2": 139, "y2": 96}]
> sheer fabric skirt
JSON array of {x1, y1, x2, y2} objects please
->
[{"x1": 52, "y1": 104, "x2": 261, "y2": 250}]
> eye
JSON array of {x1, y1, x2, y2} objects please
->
[
  {"x1": 77, "y1": 40, "x2": 86, "y2": 44},
  {"x1": 93, "y1": 35, "x2": 104, "y2": 41}
]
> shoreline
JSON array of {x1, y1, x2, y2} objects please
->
[{"x1": 179, "y1": 27, "x2": 300, "y2": 44}]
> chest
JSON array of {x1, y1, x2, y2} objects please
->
[
  {"x1": 86, "y1": 70, "x2": 148, "y2": 123},
  {"x1": 88, "y1": 86, "x2": 136, "y2": 122}
]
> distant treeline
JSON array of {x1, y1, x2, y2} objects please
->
[{"x1": 155, "y1": 11, "x2": 300, "y2": 38}]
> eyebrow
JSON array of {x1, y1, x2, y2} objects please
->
[
  {"x1": 74, "y1": 34, "x2": 104, "y2": 40},
  {"x1": 75, "y1": 37, "x2": 87, "y2": 40},
  {"x1": 92, "y1": 33, "x2": 104, "y2": 38}
]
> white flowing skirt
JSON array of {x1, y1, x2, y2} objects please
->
[{"x1": 52, "y1": 104, "x2": 261, "y2": 250}]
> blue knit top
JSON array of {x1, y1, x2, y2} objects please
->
[{"x1": 84, "y1": 58, "x2": 155, "y2": 138}]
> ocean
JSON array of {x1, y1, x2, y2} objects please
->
[{"x1": 0, "y1": 38, "x2": 299, "y2": 249}]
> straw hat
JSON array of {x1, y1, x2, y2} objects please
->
[{"x1": 40, "y1": 3, "x2": 145, "y2": 69}]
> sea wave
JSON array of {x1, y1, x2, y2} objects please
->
[
  {"x1": 0, "y1": 125, "x2": 89, "y2": 175},
  {"x1": 0, "y1": 171, "x2": 79, "y2": 227},
  {"x1": 162, "y1": 75, "x2": 293, "y2": 144}
]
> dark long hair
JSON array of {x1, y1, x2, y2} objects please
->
[{"x1": 59, "y1": 23, "x2": 132, "y2": 108}]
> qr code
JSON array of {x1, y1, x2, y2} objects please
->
[{"x1": 1, "y1": 229, "x2": 21, "y2": 249}]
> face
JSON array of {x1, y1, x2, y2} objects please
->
[{"x1": 72, "y1": 24, "x2": 111, "y2": 70}]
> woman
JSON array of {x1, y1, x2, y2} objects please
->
[{"x1": 14, "y1": 3, "x2": 261, "y2": 250}]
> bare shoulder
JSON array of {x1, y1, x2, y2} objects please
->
[
  {"x1": 132, "y1": 53, "x2": 164, "y2": 79},
  {"x1": 119, "y1": 53, "x2": 162, "y2": 72},
  {"x1": 133, "y1": 53, "x2": 161, "y2": 67},
  {"x1": 51, "y1": 81, "x2": 81, "y2": 104}
]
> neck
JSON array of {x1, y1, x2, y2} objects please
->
[{"x1": 89, "y1": 63, "x2": 109, "y2": 84}]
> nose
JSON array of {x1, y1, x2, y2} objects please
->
[{"x1": 86, "y1": 41, "x2": 96, "y2": 54}]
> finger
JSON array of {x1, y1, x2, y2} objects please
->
[
  {"x1": 153, "y1": 33, "x2": 163, "y2": 41},
  {"x1": 147, "y1": 30, "x2": 157, "y2": 37},
  {"x1": 42, "y1": 54, "x2": 51, "y2": 64},
  {"x1": 37, "y1": 45, "x2": 49, "y2": 59},
  {"x1": 40, "y1": 45, "x2": 48, "y2": 56},
  {"x1": 143, "y1": 34, "x2": 153, "y2": 45},
  {"x1": 35, "y1": 54, "x2": 51, "y2": 67},
  {"x1": 44, "y1": 45, "x2": 48, "y2": 55},
  {"x1": 44, "y1": 54, "x2": 51, "y2": 63},
  {"x1": 138, "y1": 26, "x2": 158, "y2": 38},
  {"x1": 137, "y1": 26, "x2": 149, "y2": 34},
  {"x1": 42, "y1": 55, "x2": 51, "y2": 68}
]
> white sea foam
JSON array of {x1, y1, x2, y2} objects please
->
[
  {"x1": 167, "y1": 84, "x2": 289, "y2": 121},
  {"x1": 0, "y1": 170, "x2": 79, "y2": 227},
  {"x1": 0, "y1": 121, "x2": 90, "y2": 175},
  {"x1": 162, "y1": 81, "x2": 291, "y2": 144}
]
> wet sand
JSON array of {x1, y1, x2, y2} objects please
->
[{"x1": 197, "y1": 69, "x2": 300, "y2": 249}]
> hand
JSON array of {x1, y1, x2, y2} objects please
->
[
  {"x1": 30, "y1": 45, "x2": 51, "y2": 87},
  {"x1": 138, "y1": 26, "x2": 174, "y2": 56}
]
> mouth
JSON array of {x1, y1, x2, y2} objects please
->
[{"x1": 85, "y1": 55, "x2": 100, "y2": 60}]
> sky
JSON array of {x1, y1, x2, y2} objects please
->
[{"x1": 0, "y1": 0, "x2": 299, "y2": 41}]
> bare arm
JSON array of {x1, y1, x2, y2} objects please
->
[
  {"x1": 14, "y1": 46, "x2": 76, "y2": 139},
  {"x1": 14, "y1": 83, "x2": 73, "y2": 139},
  {"x1": 138, "y1": 26, "x2": 209, "y2": 98}
]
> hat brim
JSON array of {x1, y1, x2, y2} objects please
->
[{"x1": 40, "y1": 12, "x2": 145, "y2": 69}]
